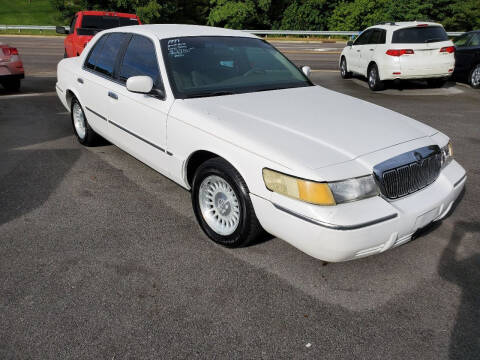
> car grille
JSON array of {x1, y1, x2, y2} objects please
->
[{"x1": 373, "y1": 146, "x2": 442, "y2": 200}]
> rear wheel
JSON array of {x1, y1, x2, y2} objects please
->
[
  {"x1": 340, "y1": 57, "x2": 352, "y2": 79},
  {"x1": 71, "y1": 97, "x2": 100, "y2": 146},
  {"x1": 2, "y1": 79, "x2": 20, "y2": 91},
  {"x1": 469, "y1": 64, "x2": 480, "y2": 89},
  {"x1": 427, "y1": 78, "x2": 447, "y2": 88},
  {"x1": 368, "y1": 64, "x2": 384, "y2": 91},
  {"x1": 192, "y1": 157, "x2": 262, "y2": 248}
]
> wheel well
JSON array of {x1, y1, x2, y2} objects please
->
[
  {"x1": 368, "y1": 61, "x2": 377, "y2": 72},
  {"x1": 186, "y1": 150, "x2": 220, "y2": 187},
  {"x1": 65, "y1": 90, "x2": 75, "y2": 111}
]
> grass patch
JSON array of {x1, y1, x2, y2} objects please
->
[
  {"x1": 0, "y1": 29, "x2": 64, "y2": 36},
  {"x1": 0, "y1": 0, "x2": 60, "y2": 25}
]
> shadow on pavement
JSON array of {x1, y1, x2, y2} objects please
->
[
  {"x1": 0, "y1": 149, "x2": 81, "y2": 226},
  {"x1": 438, "y1": 220, "x2": 480, "y2": 360}
]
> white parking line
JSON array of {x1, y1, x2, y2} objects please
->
[{"x1": 0, "y1": 91, "x2": 56, "y2": 99}]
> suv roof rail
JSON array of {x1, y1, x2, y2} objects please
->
[
  {"x1": 376, "y1": 21, "x2": 396, "y2": 26},
  {"x1": 414, "y1": 19, "x2": 435, "y2": 23}
]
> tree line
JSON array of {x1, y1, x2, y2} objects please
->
[{"x1": 52, "y1": 0, "x2": 480, "y2": 31}]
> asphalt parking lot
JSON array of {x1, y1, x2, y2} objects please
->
[{"x1": 0, "y1": 35, "x2": 479, "y2": 359}]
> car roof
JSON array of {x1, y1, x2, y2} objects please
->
[
  {"x1": 368, "y1": 21, "x2": 444, "y2": 31},
  {"x1": 104, "y1": 24, "x2": 258, "y2": 40},
  {"x1": 76, "y1": 10, "x2": 139, "y2": 18}
]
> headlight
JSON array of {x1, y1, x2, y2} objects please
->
[
  {"x1": 440, "y1": 141, "x2": 453, "y2": 168},
  {"x1": 262, "y1": 169, "x2": 379, "y2": 206}
]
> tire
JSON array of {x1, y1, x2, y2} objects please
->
[
  {"x1": 71, "y1": 97, "x2": 100, "y2": 146},
  {"x1": 64, "y1": 49, "x2": 68, "y2": 58},
  {"x1": 2, "y1": 78, "x2": 20, "y2": 91},
  {"x1": 340, "y1": 57, "x2": 352, "y2": 79},
  {"x1": 192, "y1": 157, "x2": 263, "y2": 248},
  {"x1": 427, "y1": 78, "x2": 447, "y2": 88},
  {"x1": 367, "y1": 64, "x2": 384, "y2": 91},
  {"x1": 469, "y1": 64, "x2": 480, "y2": 89}
]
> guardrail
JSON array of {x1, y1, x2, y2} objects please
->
[{"x1": 0, "y1": 25, "x2": 464, "y2": 37}]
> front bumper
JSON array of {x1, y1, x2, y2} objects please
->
[{"x1": 251, "y1": 160, "x2": 466, "y2": 262}]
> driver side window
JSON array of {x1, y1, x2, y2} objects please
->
[{"x1": 454, "y1": 34, "x2": 472, "y2": 48}]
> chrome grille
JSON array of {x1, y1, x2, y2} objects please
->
[{"x1": 373, "y1": 146, "x2": 442, "y2": 200}]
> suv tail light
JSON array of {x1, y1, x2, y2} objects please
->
[
  {"x1": 2, "y1": 47, "x2": 19, "y2": 56},
  {"x1": 386, "y1": 49, "x2": 414, "y2": 56},
  {"x1": 440, "y1": 46, "x2": 455, "y2": 53}
]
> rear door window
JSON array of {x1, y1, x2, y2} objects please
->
[
  {"x1": 118, "y1": 35, "x2": 161, "y2": 87},
  {"x1": 354, "y1": 30, "x2": 372, "y2": 45},
  {"x1": 369, "y1": 29, "x2": 386, "y2": 44},
  {"x1": 392, "y1": 26, "x2": 448, "y2": 44},
  {"x1": 85, "y1": 33, "x2": 127, "y2": 77}
]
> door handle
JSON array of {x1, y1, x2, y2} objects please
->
[
  {"x1": 356, "y1": 49, "x2": 360, "y2": 52},
  {"x1": 108, "y1": 91, "x2": 118, "y2": 100},
  {"x1": 77, "y1": 78, "x2": 83, "y2": 84},
  {"x1": 369, "y1": 48, "x2": 374, "y2": 51}
]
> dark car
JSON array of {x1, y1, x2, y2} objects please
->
[{"x1": 453, "y1": 30, "x2": 480, "y2": 88}]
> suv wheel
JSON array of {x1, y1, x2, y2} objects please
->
[
  {"x1": 368, "y1": 64, "x2": 384, "y2": 91},
  {"x1": 192, "y1": 158, "x2": 263, "y2": 248},
  {"x1": 470, "y1": 64, "x2": 480, "y2": 89},
  {"x1": 340, "y1": 57, "x2": 351, "y2": 79},
  {"x1": 71, "y1": 97, "x2": 100, "y2": 146}
]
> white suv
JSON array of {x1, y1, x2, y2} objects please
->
[{"x1": 340, "y1": 21, "x2": 455, "y2": 90}]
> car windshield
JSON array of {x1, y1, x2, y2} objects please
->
[
  {"x1": 160, "y1": 36, "x2": 312, "y2": 99},
  {"x1": 77, "y1": 15, "x2": 139, "y2": 36},
  {"x1": 392, "y1": 26, "x2": 449, "y2": 44}
]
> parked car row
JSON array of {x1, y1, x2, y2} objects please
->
[{"x1": 340, "y1": 21, "x2": 480, "y2": 90}]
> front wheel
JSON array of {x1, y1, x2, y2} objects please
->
[
  {"x1": 469, "y1": 64, "x2": 480, "y2": 89},
  {"x1": 368, "y1": 64, "x2": 384, "y2": 91},
  {"x1": 192, "y1": 158, "x2": 262, "y2": 248},
  {"x1": 340, "y1": 57, "x2": 352, "y2": 79}
]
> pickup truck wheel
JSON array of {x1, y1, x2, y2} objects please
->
[
  {"x1": 368, "y1": 64, "x2": 384, "y2": 91},
  {"x1": 192, "y1": 158, "x2": 262, "y2": 248},
  {"x1": 470, "y1": 64, "x2": 480, "y2": 89},
  {"x1": 71, "y1": 97, "x2": 99, "y2": 146},
  {"x1": 340, "y1": 57, "x2": 351, "y2": 79},
  {"x1": 64, "y1": 50, "x2": 67, "y2": 58}
]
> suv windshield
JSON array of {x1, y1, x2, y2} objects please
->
[
  {"x1": 392, "y1": 26, "x2": 448, "y2": 44},
  {"x1": 160, "y1": 36, "x2": 312, "y2": 99},
  {"x1": 77, "y1": 15, "x2": 139, "y2": 36}
]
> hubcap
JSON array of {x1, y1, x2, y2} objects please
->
[
  {"x1": 199, "y1": 175, "x2": 240, "y2": 236},
  {"x1": 369, "y1": 68, "x2": 376, "y2": 87},
  {"x1": 341, "y1": 60, "x2": 346, "y2": 76},
  {"x1": 72, "y1": 103, "x2": 86, "y2": 139},
  {"x1": 472, "y1": 65, "x2": 480, "y2": 87}
]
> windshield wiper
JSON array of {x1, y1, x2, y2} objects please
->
[
  {"x1": 424, "y1": 38, "x2": 444, "y2": 43},
  {"x1": 186, "y1": 91, "x2": 235, "y2": 99}
]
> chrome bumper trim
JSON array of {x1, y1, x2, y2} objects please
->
[{"x1": 273, "y1": 203, "x2": 397, "y2": 230}]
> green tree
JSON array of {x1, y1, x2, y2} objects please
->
[
  {"x1": 280, "y1": 0, "x2": 330, "y2": 30},
  {"x1": 207, "y1": 0, "x2": 274, "y2": 29}
]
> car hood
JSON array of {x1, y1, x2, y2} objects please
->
[{"x1": 173, "y1": 85, "x2": 437, "y2": 170}]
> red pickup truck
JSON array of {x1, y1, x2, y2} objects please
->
[{"x1": 56, "y1": 11, "x2": 141, "y2": 58}]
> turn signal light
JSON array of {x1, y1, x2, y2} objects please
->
[
  {"x1": 386, "y1": 49, "x2": 414, "y2": 56},
  {"x1": 2, "y1": 47, "x2": 19, "y2": 56},
  {"x1": 440, "y1": 46, "x2": 455, "y2": 53}
]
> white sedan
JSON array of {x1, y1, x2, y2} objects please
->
[{"x1": 56, "y1": 25, "x2": 466, "y2": 262}]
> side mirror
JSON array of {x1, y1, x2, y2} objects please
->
[
  {"x1": 347, "y1": 40, "x2": 353, "y2": 47},
  {"x1": 126, "y1": 76, "x2": 154, "y2": 94},
  {"x1": 301, "y1": 65, "x2": 311, "y2": 78},
  {"x1": 56, "y1": 26, "x2": 69, "y2": 35}
]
